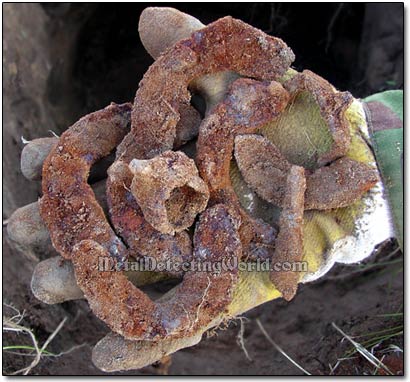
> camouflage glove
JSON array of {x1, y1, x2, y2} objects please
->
[{"x1": 363, "y1": 90, "x2": 403, "y2": 249}]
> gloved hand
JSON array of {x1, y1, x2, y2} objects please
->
[{"x1": 6, "y1": 7, "x2": 401, "y2": 372}]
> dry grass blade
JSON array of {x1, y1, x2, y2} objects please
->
[
  {"x1": 329, "y1": 356, "x2": 359, "y2": 375},
  {"x1": 3, "y1": 305, "x2": 68, "y2": 375},
  {"x1": 236, "y1": 316, "x2": 252, "y2": 361},
  {"x1": 256, "y1": 318, "x2": 311, "y2": 375},
  {"x1": 376, "y1": 312, "x2": 403, "y2": 318},
  {"x1": 379, "y1": 344, "x2": 403, "y2": 354},
  {"x1": 21, "y1": 136, "x2": 30, "y2": 144},
  {"x1": 331, "y1": 322, "x2": 393, "y2": 375}
]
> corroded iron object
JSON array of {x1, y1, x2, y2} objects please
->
[
  {"x1": 71, "y1": 204, "x2": 241, "y2": 340},
  {"x1": 7, "y1": 180, "x2": 110, "y2": 254},
  {"x1": 270, "y1": 165, "x2": 306, "y2": 301},
  {"x1": 304, "y1": 157, "x2": 379, "y2": 210},
  {"x1": 234, "y1": 134, "x2": 291, "y2": 207},
  {"x1": 40, "y1": 103, "x2": 132, "y2": 261},
  {"x1": 40, "y1": 17, "x2": 294, "y2": 341},
  {"x1": 37, "y1": 11, "x2": 375, "y2": 347},
  {"x1": 197, "y1": 79, "x2": 289, "y2": 257},
  {"x1": 117, "y1": 16, "x2": 295, "y2": 162},
  {"x1": 129, "y1": 151, "x2": 209, "y2": 235},
  {"x1": 234, "y1": 134, "x2": 378, "y2": 210},
  {"x1": 106, "y1": 161, "x2": 193, "y2": 277},
  {"x1": 8, "y1": 7, "x2": 386, "y2": 370}
]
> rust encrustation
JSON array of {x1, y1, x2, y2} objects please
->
[
  {"x1": 40, "y1": 103, "x2": 132, "y2": 261},
  {"x1": 117, "y1": 16, "x2": 294, "y2": 162},
  {"x1": 106, "y1": 160, "x2": 193, "y2": 277},
  {"x1": 129, "y1": 151, "x2": 210, "y2": 235},
  {"x1": 71, "y1": 204, "x2": 241, "y2": 340},
  {"x1": 196, "y1": 79, "x2": 290, "y2": 258},
  {"x1": 234, "y1": 134, "x2": 291, "y2": 207},
  {"x1": 270, "y1": 165, "x2": 306, "y2": 301},
  {"x1": 304, "y1": 157, "x2": 379, "y2": 210},
  {"x1": 234, "y1": 134, "x2": 379, "y2": 210},
  {"x1": 37, "y1": 12, "x2": 374, "y2": 344}
]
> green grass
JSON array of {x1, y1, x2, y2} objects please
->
[{"x1": 3, "y1": 345, "x2": 56, "y2": 356}]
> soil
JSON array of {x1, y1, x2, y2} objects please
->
[{"x1": 3, "y1": 3, "x2": 403, "y2": 376}]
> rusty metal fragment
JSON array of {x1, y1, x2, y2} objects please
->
[
  {"x1": 72, "y1": 240, "x2": 159, "y2": 340},
  {"x1": 234, "y1": 134, "x2": 291, "y2": 207},
  {"x1": 106, "y1": 161, "x2": 192, "y2": 277},
  {"x1": 31, "y1": 255, "x2": 173, "y2": 306},
  {"x1": 7, "y1": 180, "x2": 109, "y2": 254},
  {"x1": 270, "y1": 165, "x2": 306, "y2": 301},
  {"x1": 20, "y1": 135, "x2": 116, "y2": 184},
  {"x1": 31, "y1": 9, "x2": 376, "y2": 355},
  {"x1": 234, "y1": 134, "x2": 378, "y2": 210},
  {"x1": 304, "y1": 157, "x2": 379, "y2": 210},
  {"x1": 283, "y1": 70, "x2": 353, "y2": 166},
  {"x1": 128, "y1": 151, "x2": 209, "y2": 235},
  {"x1": 117, "y1": 16, "x2": 294, "y2": 162},
  {"x1": 40, "y1": 103, "x2": 132, "y2": 260},
  {"x1": 197, "y1": 78, "x2": 290, "y2": 257},
  {"x1": 71, "y1": 204, "x2": 241, "y2": 340},
  {"x1": 139, "y1": 6, "x2": 240, "y2": 119}
]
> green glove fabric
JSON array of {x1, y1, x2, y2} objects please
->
[{"x1": 363, "y1": 90, "x2": 403, "y2": 249}]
